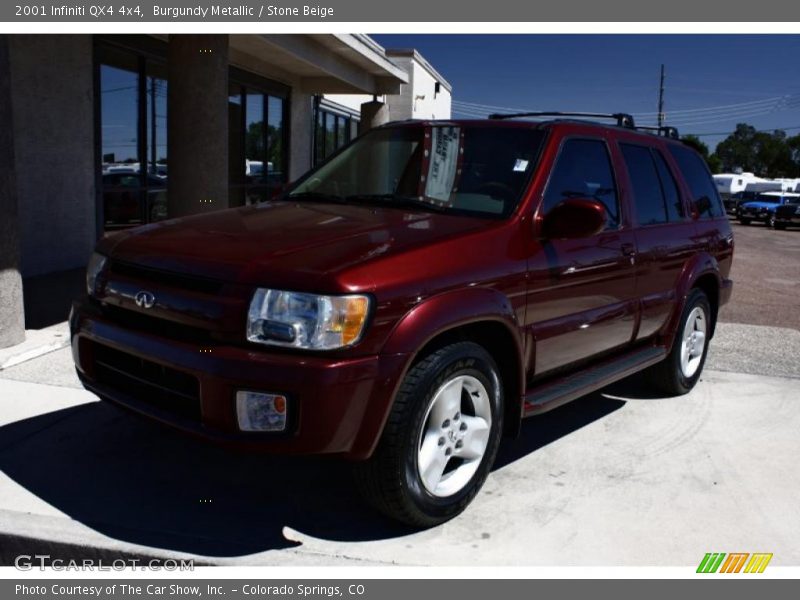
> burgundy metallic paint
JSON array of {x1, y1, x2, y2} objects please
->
[{"x1": 72, "y1": 119, "x2": 733, "y2": 460}]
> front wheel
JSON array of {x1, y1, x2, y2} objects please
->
[
  {"x1": 644, "y1": 288, "x2": 711, "y2": 396},
  {"x1": 774, "y1": 221, "x2": 787, "y2": 230},
  {"x1": 739, "y1": 217, "x2": 751, "y2": 225},
  {"x1": 353, "y1": 341, "x2": 504, "y2": 527},
  {"x1": 767, "y1": 214, "x2": 777, "y2": 229}
]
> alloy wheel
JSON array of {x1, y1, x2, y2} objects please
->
[
  {"x1": 680, "y1": 306, "x2": 707, "y2": 378},
  {"x1": 417, "y1": 375, "x2": 492, "y2": 498}
]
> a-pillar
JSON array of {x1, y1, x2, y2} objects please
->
[
  {"x1": 167, "y1": 35, "x2": 229, "y2": 217},
  {"x1": 0, "y1": 35, "x2": 25, "y2": 348}
]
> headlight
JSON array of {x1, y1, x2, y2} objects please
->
[
  {"x1": 86, "y1": 252, "x2": 107, "y2": 296},
  {"x1": 247, "y1": 288, "x2": 371, "y2": 350}
]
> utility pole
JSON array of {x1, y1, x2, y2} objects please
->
[{"x1": 658, "y1": 64, "x2": 666, "y2": 128}]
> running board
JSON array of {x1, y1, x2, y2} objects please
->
[{"x1": 523, "y1": 346, "x2": 667, "y2": 416}]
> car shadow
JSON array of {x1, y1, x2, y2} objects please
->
[{"x1": 0, "y1": 380, "x2": 642, "y2": 559}]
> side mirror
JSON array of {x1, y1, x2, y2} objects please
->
[
  {"x1": 695, "y1": 195, "x2": 712, "y2": 216},
  {"x1": 541, "y1": 198, "x2": 607, "y2": 239}
]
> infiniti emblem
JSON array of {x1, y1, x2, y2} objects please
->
[{"x1": 134, "y1": 290, "x2": 156, "y2": 309}]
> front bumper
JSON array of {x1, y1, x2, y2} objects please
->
[
  {"x1": 738, "y1": 210, "x2": 771, "y2": 222},
  {"x1": 775, "y1": 213, "x2": 800, "y2": 225},
  {"x1": 70, "y1": 298, "x2": 408, "y2": 459}
]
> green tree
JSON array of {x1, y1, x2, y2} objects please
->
[
  {"x1": 681, "y1": 134, "x2": 709, "y2": 157},
  {"x1": 713, "y1": 123, "x2": 797, "y2": 176},
  {"x1": 681, "y1": 134, "x2": 722, "y2": 173},
  {"x1": 245, "y1": 120, "x2": 283, "y2": 172},
  {"x1": 714, "y1": 123, "x2": 759, "y2": 173},
  {"x1": 707, "y1": 154, "x2": 723, "y2": 173}
]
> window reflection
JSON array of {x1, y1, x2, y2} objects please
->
[
  {"x1": 228, "y1": 84, "x2": 288, "y2": 205},
  {"x1": 314, "y1": 102, "x2": 358, "y2": 166},
  {"x1": 99, "y1": 45, "x2": 168, "y2": 230}
]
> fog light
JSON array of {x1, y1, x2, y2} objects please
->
[{"x1": 236, "y1": 391, "x2": 288, "y2": 432}]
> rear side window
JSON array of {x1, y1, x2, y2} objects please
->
[
  {"x1": 621, "y1": 144, "x2": 686, "y2": 226},
  {"x1": 668, "y1": 145, "x2": 724, "y2": 218},
  {"x1": 653, "y1": 150, "x2": 684, "y2": 221},
  {"x1": 543, "y1": 139, "x2": 619, "y2": 229},
  {"x1": 621, "y1": 144, "x2": 667, "y2": 225}
]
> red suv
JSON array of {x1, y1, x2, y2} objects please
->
[{"x1": 71, "y1": 113, "x2": 733, "y2": 526}]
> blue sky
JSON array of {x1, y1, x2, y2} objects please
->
[{"x1": 371, "y1": 35, "x2": 800, "y2": 150}]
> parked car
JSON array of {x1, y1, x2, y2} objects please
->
[
  {"x1": 773, "y1": 199, "x2": 800, "y2": 230},
  {"x1": 722, "y1": 190, "x2": 758, "y2": 215},
  {"x1": 102, "y1": 172, "x2": 168, "y2": 227},
  {"x1": 737, "y1": 191, "x2": 800, "y2": 227},
  {"x1": 72, "y1": 113, "x2": 733, "y2": 526}
]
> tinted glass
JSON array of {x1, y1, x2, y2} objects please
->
[
  {"x1": 621, "y1": 144, "x2": 667, "y2": 225},
  {"x1": 325, "y1": 112, "x2": 336, "y2": 156},
  {"x1": 669, "y1": 145, "x2": 724, "y2": 218},
  {"x1": 267, "y1": 95, "x2": 285, "y2": 193},
  {"x1": 290, "y1": 126, "x2": 544, "y2": 218},
  {"x1": 543, "y1": 139, "x2": 619, "y2": 229},
  {"x1": 653, "y1": 150, "x2": 684, "y2": 220}
]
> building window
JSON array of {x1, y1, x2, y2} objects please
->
[
  {"x1": 97, "y1": 43, "x2": 168, "y2": 231},
  {"x1": 314, "y1": 99, "x2": 358, "y2": 166},
  {"x1": 97, "y1": 41, "x2": 291, "y2": 230},
  {"x1": 228, "y1": 72, "x2": 290, "y2": 206}
]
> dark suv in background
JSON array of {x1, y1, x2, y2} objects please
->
[{"x1": 71, "y1": 112, "x2": 733, "y2": 526}]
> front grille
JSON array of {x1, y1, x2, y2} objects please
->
[
  {"x1": 91, "y1": 342, "x2": 201, "y2": 421},
  {"x1": 102, "y1": 305, "x2": 215, "y2": 344},
  {"x1": 110, "y1": 261, "x2": 224, "y2": 294}
]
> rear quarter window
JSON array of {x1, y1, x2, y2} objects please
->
[{"x1": 668, "y1": 144, "x2": 724, "y2": 219}]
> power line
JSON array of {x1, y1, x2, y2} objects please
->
[{"x1": 452, "y1": 94, "x2": 800, "y2": 125}]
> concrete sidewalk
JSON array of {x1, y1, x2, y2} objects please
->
[{"x1": 0, "y1": 323, "x2": 798, "y2": 566}]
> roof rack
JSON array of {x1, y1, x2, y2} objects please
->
[
  {"x1": 487, "y1": 111, "x2": 636, "y2": 129},
  {"x1": 636, "y1": 125, "x2": 681, "y2": 139}
]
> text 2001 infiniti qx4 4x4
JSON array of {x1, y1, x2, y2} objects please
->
[{"x1": 71, "y1": 112, "x2": 733, "y2": 526}]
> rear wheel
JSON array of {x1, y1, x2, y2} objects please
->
[
  {"x1": 767, "y1": 214, "x2": 777, "y2": 228},
  {"x1": 353, "y1": 341, "x2": 504, "y2": 527},
  {"x1": 644, "y1": 288, "x2": 711, "y2": 396}
]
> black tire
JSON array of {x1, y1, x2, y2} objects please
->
[
  {"x1": 644, "y1": 288, "x2": 712, "y2": 396},
  {"x1": 353, "y1": 341, "x2": 504, "y2": 527},
  {"x1": 774, "y1": 221, "x2": 787, "y2": 230},
  {"x1": 738, "y1": 218, "x2": 751, "y2": 225},
  {"x1": 767, "y1": 214, "x2": 777, "y2": 229}
]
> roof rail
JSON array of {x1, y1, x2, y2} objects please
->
[
  {"x1": 636, "y1": 125, "x2": 681, "y2": 139},
  {"x1": 487, "y1": 111, "x2": 636, "y2": 129}
]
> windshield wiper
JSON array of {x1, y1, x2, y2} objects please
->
[{"x1": 345, "y1": 193, "x2": 448, "y2": 213}]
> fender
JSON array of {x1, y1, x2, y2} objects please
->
[
  {"x1": 659, "y1": 250, "x2": 722, "y2": 349},
  {"x1": 350, "y1": 287, "x2": 526, "y2": 459},
  {"x1": 381, "y1": 286, "x2": 523, "y2": 356}
]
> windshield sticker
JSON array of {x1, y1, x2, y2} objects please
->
[
  {"x1": 423, "y1": 127, "x2": 462, "y2": 204},
  {"x1": 513, "y1": 159, "x2": 529, "y2": 172}
]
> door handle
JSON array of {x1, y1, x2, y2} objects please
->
[{"x1": 621, "y1": 243, "x2": 636, "y2": 265}]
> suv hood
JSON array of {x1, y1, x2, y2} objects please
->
[{"x1": 99, "y1": 201, "x2": 487, "y2": 290}]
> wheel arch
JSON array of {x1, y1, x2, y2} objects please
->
[
  {"x1": 661, "y1": 253, "x2": 722, "y2": 348},
  {"x1": 403, "y1": 320, "x2": 525, "y2": 440},
  {"x1": 358, "y1": 287, "x2": 526, "y2": 456}
]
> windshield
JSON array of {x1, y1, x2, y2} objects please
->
[{"x1": 288, "y1": 125, "x2": 545, "y2": 218}]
